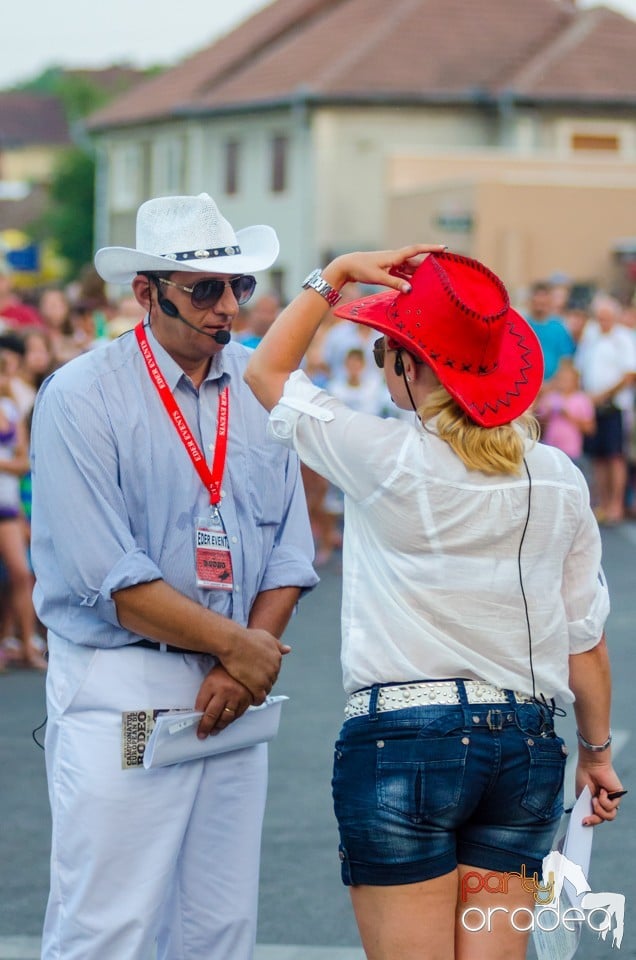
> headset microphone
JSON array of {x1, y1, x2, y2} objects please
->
[
  {"x1": 394, "y1": 349, "x2": 419, "y2": 415},
  {"x1": 157, "y1": 296, "x2": 231, "y2": 344}
]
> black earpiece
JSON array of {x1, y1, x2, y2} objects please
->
[
  {"x1": 158, "y1": 296, "x2": 179, "y2": 318},
  {"x1": 394, "y1": 352, "x2": 404, "y2": 376}
]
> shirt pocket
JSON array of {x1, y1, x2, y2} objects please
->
[{"x1": 247, "y1": 442, "x2": 287, "y2": 526}]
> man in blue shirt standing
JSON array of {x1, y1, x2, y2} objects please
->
[
  {"x1": 30, "y1": 193, "x2": 318, "y2": 960},
  {"x1": 524, "y1": 279, "x2": 576, "y2": 383}
]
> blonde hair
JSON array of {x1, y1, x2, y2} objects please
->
[{"x1": 418, "y1": 384, "x2": 539, "y2": 475}]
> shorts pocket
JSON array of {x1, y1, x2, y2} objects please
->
[
  {"x1": 376, "y1": 726, "x2": 469, "y2": 822},
  {"x1": 520, "y1": 735, "x2": 567, "y2": 821}
]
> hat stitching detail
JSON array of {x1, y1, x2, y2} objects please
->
[
  {"x1": 431, "y1": 254, "x2": 509, "y2": 323},
  {"x1": 468, "y1": 324, "x2": 534, "y2": 416}
]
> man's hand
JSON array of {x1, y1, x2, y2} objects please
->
[
  {"x1": 219, "y1": 627, "x2": 290, "y2": 705},
  {"x1": 195, "y1": 664, "x2": 252, "y2": 739}
]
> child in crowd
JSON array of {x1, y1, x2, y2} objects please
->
[
  {"x1": 328, "y1": 347, "x2": 386, "y2": 415},
  {"x1": 536, "y1": 358, "x2": 595, "y2": 467},
  {"x1": 0, "y1": 354, "x2": 43, "y2": 670}
]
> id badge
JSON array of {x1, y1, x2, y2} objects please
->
[{"x1": 195, "y1": 510, "x2": 234, "y2": 591}]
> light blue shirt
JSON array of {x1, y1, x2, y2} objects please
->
[
  {"x1": 30, "y1": 323, "x2": 318, "y2": 648},
  {"x1": 525, "y1": 314, "x2": 575, "y2": 381}
]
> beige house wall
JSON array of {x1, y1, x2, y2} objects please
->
[
  {"x1": 387, "y1": 152, "x2": 636, "y2": 297},
  {"x1": 92, "y1": 110, "x2": 636, "y2": 301},
  {"x1": 475, "y1": 181, "x2": 636, "y2": 295},
  {"x1": 1, "y1": 145, "x2": 67, "y2": 183},
  {"x1": 312, "y1": 107, "x2": 496, "y2": 256}
]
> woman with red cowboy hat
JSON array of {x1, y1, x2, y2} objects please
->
[{"x1": 245, "y1": 246, "x2": 623, "y2": 960}]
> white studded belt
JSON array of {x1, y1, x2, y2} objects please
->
[{"x1": 344, "y1": 680, "x2": 534, "y2": 720}]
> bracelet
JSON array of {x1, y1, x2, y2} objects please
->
[{"x1": 576, "y1": 729, "x2": 612, "y2": 752}]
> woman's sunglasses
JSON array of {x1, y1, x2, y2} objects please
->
[
  {"x1": 373, "y1": 336, "x2": 422, "y2": 370},
  {"x1": 373, "y1": 336, "x2": 388, "y2": 369},
  {"x1": 158, "y1": 275, "x2": 257, "y2": 309}
]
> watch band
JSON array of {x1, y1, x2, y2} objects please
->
[{"x1": 302, "y1": 269, "x2": 342, "y2": 307}]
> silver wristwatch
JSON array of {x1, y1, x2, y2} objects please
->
[{"x1": 302, "y1": 269, "x2": 342, "y2": 307}]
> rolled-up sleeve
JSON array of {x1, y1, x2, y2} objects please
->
[
  {"x1": 31, "y1": 380, "x2": 163, "y2": 635},
  {"x1": 268, "y1": 370, "x2": 335, "y2": 446},
  {"x1": 567, "y1": 568, "x2": 610, "y2": 654},
  {"x1": 563, "y1": 477, "x2": 610, "y2": 654},
  {"x1": 257, "y1": 447, "x2": 319, "y2": 595}
]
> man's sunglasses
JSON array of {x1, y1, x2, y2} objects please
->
[{"x1": 158, "y1": 275, "x2": 257, "y2": 308}]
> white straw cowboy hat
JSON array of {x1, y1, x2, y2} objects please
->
[{"x1": 94, "y1": 193, "x2": 279, "y2": 284}]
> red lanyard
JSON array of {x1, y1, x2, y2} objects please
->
[{"x1": 135, "y1": 322, "x2": 229, "y2": 506}]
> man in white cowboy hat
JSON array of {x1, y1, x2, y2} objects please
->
[{"x1": 30, "y1": 193, "x2": 318, "y2": 960}]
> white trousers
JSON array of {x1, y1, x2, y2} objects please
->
[{"x1": 42, "y1": 635, "x2": 268, "y2": 960}]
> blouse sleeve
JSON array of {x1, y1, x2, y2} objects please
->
[
  {"x1": 268, "y1": 370, "x2": 412, "y2": 502},
  {"x1": 563, "y1": 472, "x2": 610, "y2": 654}
]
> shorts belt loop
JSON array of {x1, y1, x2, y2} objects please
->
[
  {"x1": 368, "y1": 684, "x2": 381, "y2": 721},
  {"x1": 454, "y1": 679, "x2": 469, "y2": 707}
]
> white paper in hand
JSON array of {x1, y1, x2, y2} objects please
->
[
  {"x1": 143, "y1": 695, "x2": 288, "y2": 768},
  {"x1": 533, "y1": 787, "x2": 594, "y2": 960}
]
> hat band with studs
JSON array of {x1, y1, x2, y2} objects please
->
[{"x1": 161, "y1": 245, "x2": 241, "y2": 262}]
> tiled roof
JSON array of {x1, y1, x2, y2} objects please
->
[
  {"x1": 86, "y1": 0, "x2": 636, "y2": 130},
  {"x1": 0, "y1": 93, "x2": 70, "y2": 147},
  {"x1": 505, "y1": 6, "x2": 636, "y2": 100},
  {"x1": 86, "y1": 0, "x2": 335, "y2": 128}
]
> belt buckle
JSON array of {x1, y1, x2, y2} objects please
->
[{"x1": 486, "y1": 709, "x2": 503, "y2": 731}]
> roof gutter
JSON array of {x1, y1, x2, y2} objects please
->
[{"x1": 86, "y1": 88, "x2": 636, "y2": 133}]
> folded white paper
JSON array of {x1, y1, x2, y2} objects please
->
[
  {"x1": 533, "y1": 787, "x2": 594, "y2": 960},
  {"x1": 143, "y1": 695, "x2": 288, "y2": 769}
]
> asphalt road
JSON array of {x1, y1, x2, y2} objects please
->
[{"x1": 0, "y1": 523, "x2": 634, "y2": 959}]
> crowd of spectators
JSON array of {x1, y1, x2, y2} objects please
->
[
  {"x1": 527, "y1": 278, "x2": 636, "y2": 526},
  {"x1": 0, "y1": 257, "x2": 634, "y2": 668},
  {"x1": 0, "y1": 260, "x2": 144, "y2": 671},
  {"x1": 281, "y1": 270, "x2": 636, "y2": 560}
]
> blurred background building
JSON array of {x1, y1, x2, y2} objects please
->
[
  {"x1": 0, "y1": 67, "x2": 151, "y2": 286},
  {"x1": 84, "y1": 0, "x2": 636, "y2": 304},
  {"x1": 0, "y1": 0, "x2": 634, "y2": 304}
]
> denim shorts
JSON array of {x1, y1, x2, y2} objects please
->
[{"x1": 331, "y1": 691, "x2": 567, "y2": 886}]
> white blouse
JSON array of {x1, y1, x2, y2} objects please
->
[{"x1": 268, "y1": 371, "x2": 609, "y2": 703}]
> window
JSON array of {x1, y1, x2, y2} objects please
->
[
  {"x1": 556, "y1": 120, "x2": 629, "y2": 159},
  {"x1": 153, "y1": 138, "x2": 184, "y2": 195},
  {"x1": 571, "y1": 133, "x2": 620, "y2": 152},
  {"x1": 111, "y1": 144, "x2": 142, "y2": 211},
  {"x1": 271, "y1": 135, "x2": 289, "y2": 193},
  {"x1": 224, "y1": 140, "x2": 240, "y2": 195}
]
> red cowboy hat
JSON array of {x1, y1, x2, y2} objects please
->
[{"x1": 334, "y1": 252, "x2": 543, "y2": 427}]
